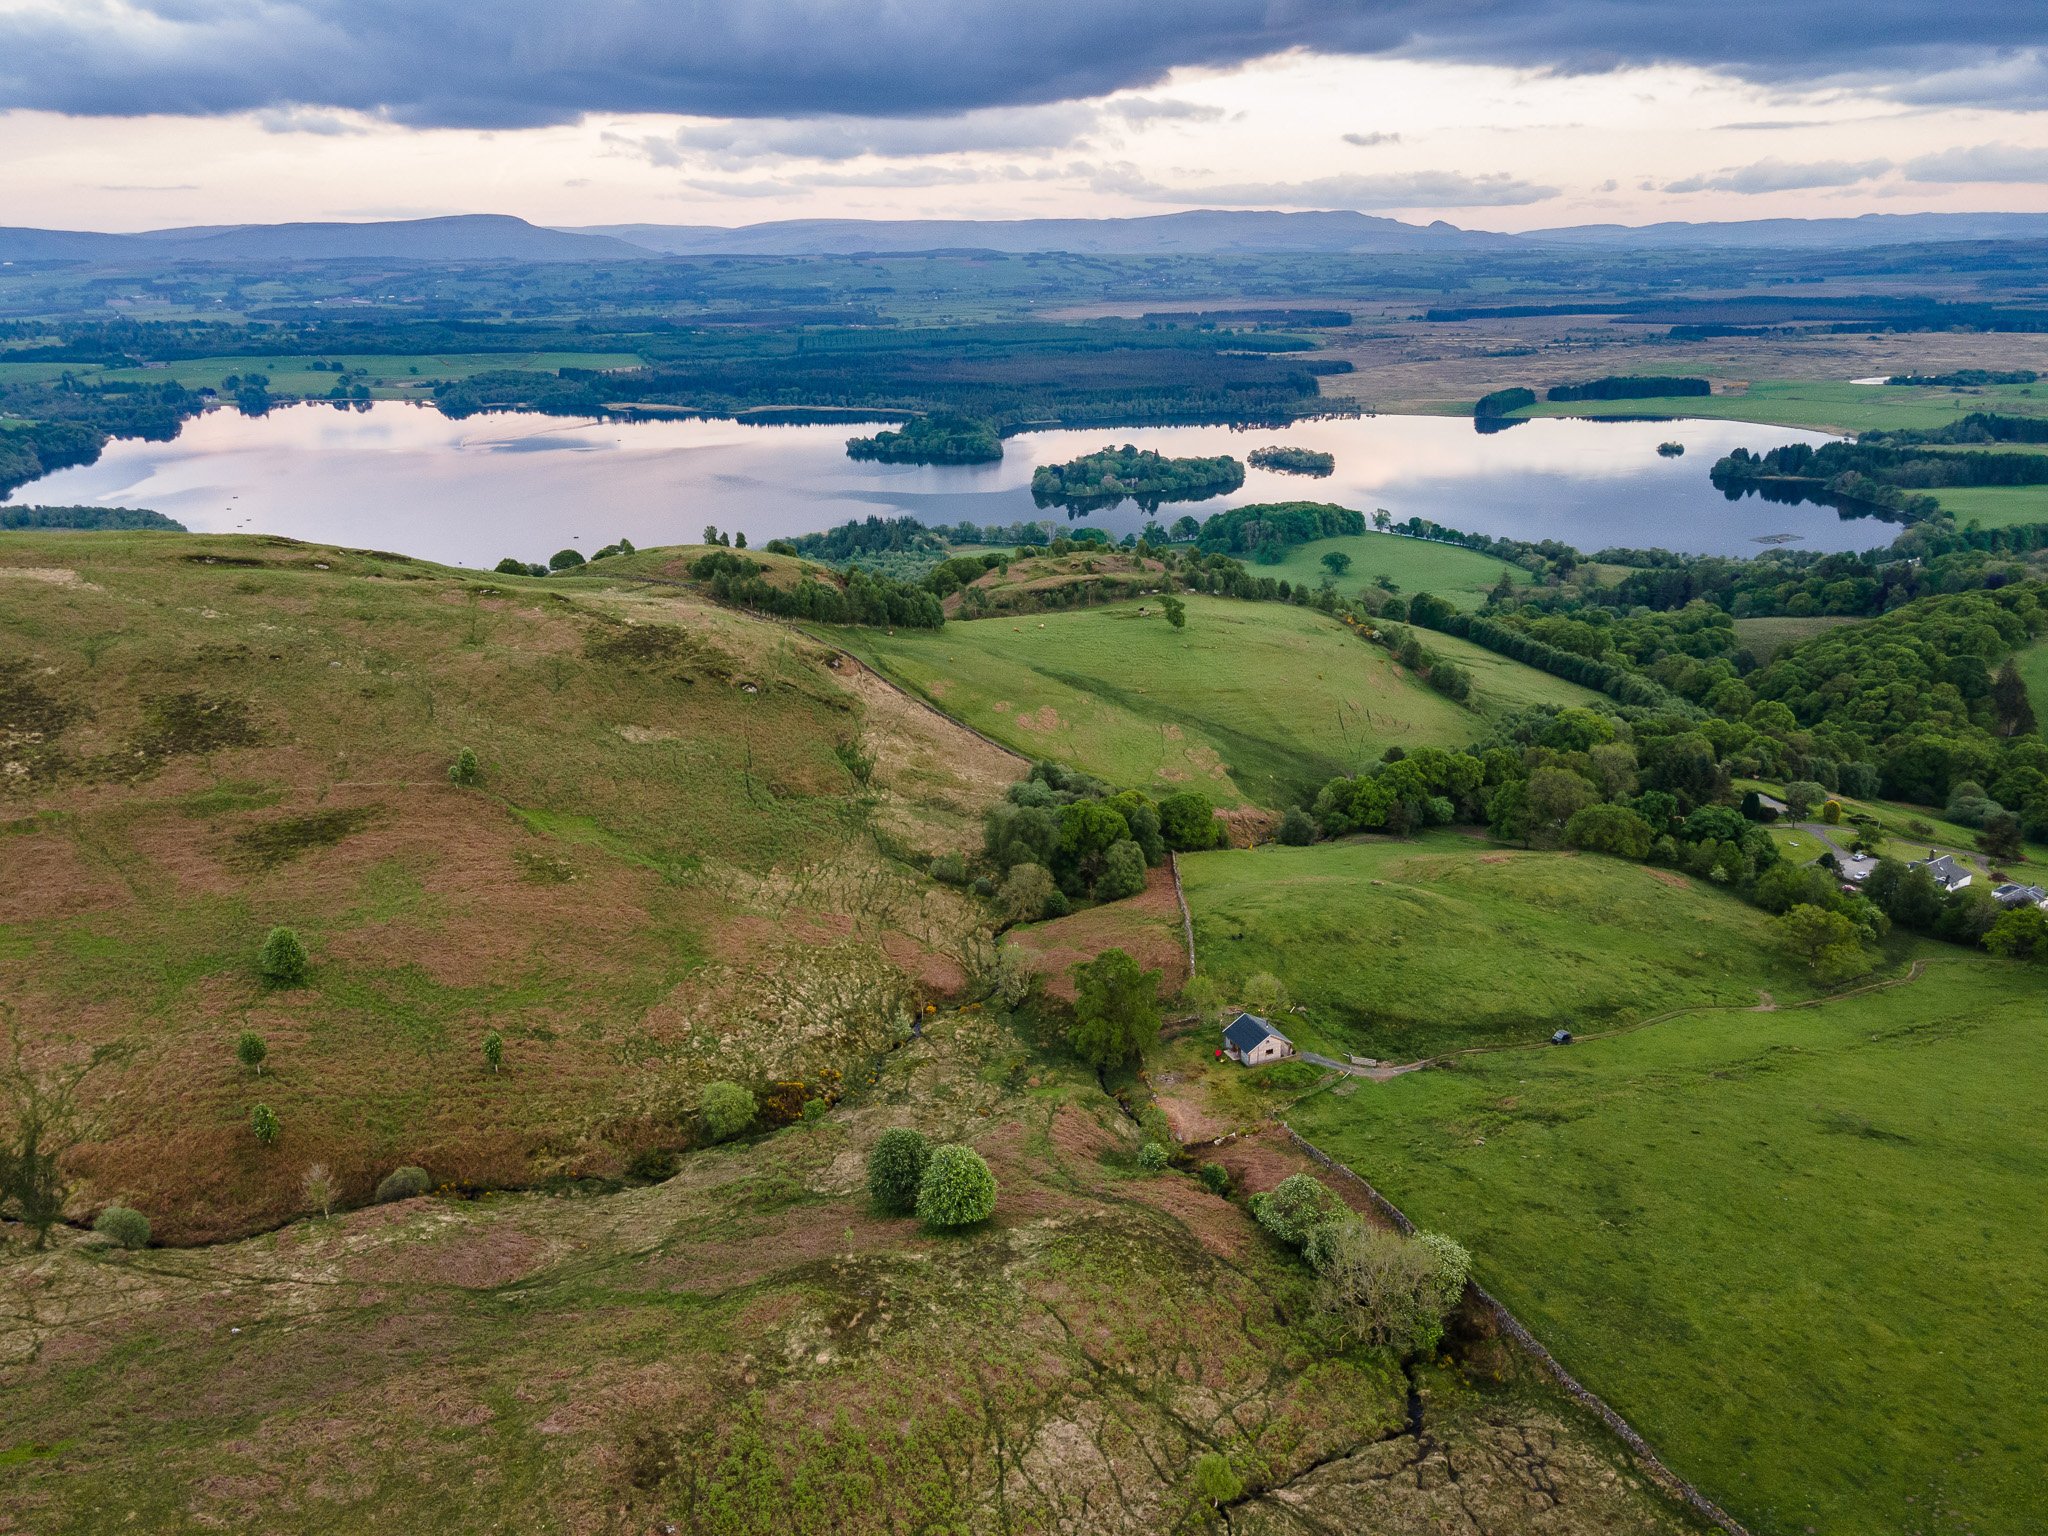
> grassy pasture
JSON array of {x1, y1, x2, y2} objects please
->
[
  {"x1": 1523, "y1": 378, "x2": 2048, "y2": 435},
  {"x1": 1178, "y1": 833, "x2": 1828, "y2": 1060},
  {"x1": 0, "y1": 532, "x2": 1001, "y2": 1241},
  {"x1": 1289, "y1": 954, "x2": 2048, "y2": 1536},
  {"x1": 834, "y1": 596, "x2": 1597, "y2": 808},
  {"x1": 1930, "y1": 483, "x2": 2048, "y2": 528},
  {"x1": 2017, "y1": 633, "x2": 2048, "y2": 737},
  {"x1": 1729, "y1": 614, "x2": 1860, "y2": 663},
  {"x1": 1253, "y1": 532, "x2": 1531, "y2": 611}
]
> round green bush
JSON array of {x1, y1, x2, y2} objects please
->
[
  {"x1": 235, "y1": 1030, "x2": 268, "y2": 1074},
  {"x1": 1137, "y1": 1140, "x2": 1171, "y2": 1172},
  {"x1": 375, "y1": 1165, "x2": 431, "y2": 1203},
  {"x1": 257, "y1": 926, "x2": 309, "y2": 986},
  {"x1": 249, "y1": 1103, "x2": 280, "y2": 1146},
  {"x1": 700, "y1": 1080, "x2": 757, "y2": 1143},
  {"x1": 94, "y1": 1203, "x2": 151, "y2": 1249},
  {"x1": 866, "y1": 1127, "x2": 930, "y2": 1215},
  {"x1": 449, "y1": 746, "x2": 481, "y2": 786},
  {"x1": 915, "y1": 1143, "x2": 997, "y2": 1230},
  {"x1": 1197, "y1": 1161, "x2": 1232, "y2": 1196}
]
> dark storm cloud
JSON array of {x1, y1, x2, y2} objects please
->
[{"x1": 1, "y1": 2, "x2": 2042, "y2": 128}]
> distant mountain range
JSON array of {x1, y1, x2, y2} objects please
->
[{"x1": 3, "y1": 209, "x2": 2046, "y2": 266}]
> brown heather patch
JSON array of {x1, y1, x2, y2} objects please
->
[
  {"x1": 0, "y1": 831, "x2": 128, "y2": 921},
  {"x1": 1006, "y1": 864, "x2": 1188, "y2": 1003}
]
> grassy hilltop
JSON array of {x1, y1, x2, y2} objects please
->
[{"x1": 0, "y1": 533, "x2": 1011, "y2": 1242}]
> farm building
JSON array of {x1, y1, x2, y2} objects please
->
[
  {"x1": 1222, "y1": 1012, "x2": 1295, "y2": 1066},
  {"x1": 1992, "y1": 882, "x2": 2048, "y2": 909}
]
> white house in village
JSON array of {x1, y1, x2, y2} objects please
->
[
  {"x1": 1909, "y1": 852, "x2": 1973, "y2": 893},
  {"x1": 1222, "y1": 1012, "x2": 1295, "y2": 1066}
]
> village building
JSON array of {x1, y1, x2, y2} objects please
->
[
  {"x1": 1221, "y1": 1012, "x2": 1295, "y2": 1066},
  {"x1": 1992, "y1": 882, "x2": 2048, "y2": 909}
]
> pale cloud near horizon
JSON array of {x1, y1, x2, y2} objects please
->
[{"x1": 0, "y1": 33, "x2": 2042, "y2": 232}]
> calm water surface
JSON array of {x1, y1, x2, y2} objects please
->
[{"x1": 12, "y1": 402, "x2": 1878, "y2": 567}]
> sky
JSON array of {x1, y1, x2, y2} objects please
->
[{"x1": 0, "y1": 1, "x2": 2044, "y2": 233}]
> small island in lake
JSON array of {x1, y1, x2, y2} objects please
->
[
  {"x1": 1248, "y1": 444, "x2": 1336, "y2": 476},
  {"x1": 1031, "y1": 444, "x2": 1244, "y2": 511},
  {"x1": 1657, "y1": 441, "x2": 1685, "y2": 457},
  {"x1": 846, "y1": 412, "x2": 1002, "y2": 464}
]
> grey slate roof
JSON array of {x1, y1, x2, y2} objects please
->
[
  {"x1": 1993, "y1": 882, "x2": 2047, "y2": 907},
  {"x1": 1223, "y1": 1012, "x2": 1288, "y2": 1054},
  {"x1": 1911, "y1": 853, "x2": 1971, "y2": 890}
]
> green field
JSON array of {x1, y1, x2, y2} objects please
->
[
  {"x1": 1179, "y1": 834, "x2": 1828, "y2": 1058},
  {"x1": 1256, "y1": 531, "x2": 1531, "y2": 611},
  {"x1": 1525, "y1": 379, "x2": 2048, "y2": 435},
  {"x1": 1289, "y1": 955, "x2": 2048, "y2": 1535},
  {"x1": 1729, "y1": 614, "x2": 1860, "y2": 663},
  {"x1": 1929, "y1": 484, "x2": 2048, "y2": 528},
  {"x1": 0, "y1": 352, "x2": 645, "y2": 397},
  {"x1": 2018, "y1": 634, "x2": 2048, "y2": 737},
  {"x1": 834, "y1": 596, "x2": 1597, "y2": 807}
]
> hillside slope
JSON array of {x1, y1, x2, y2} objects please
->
[
  {"x1": 0, "y1": 533, "x2": 1013, "y2": 1242},
  {"x1": 838, "y1": 596, "x2": 1598, "y2": 808}
]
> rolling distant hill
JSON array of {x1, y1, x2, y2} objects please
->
[
  {"x1": 5, "y1": 209, "x2": 2045, "y2": 267},
  {"x1": 574, "y1": 209, "x2": 1514, "y2": 255},
  {"x1": 0, "y1": 214, "x2": 644, "y2": 264},
  {"x1": 1521, "y1": 211, "x2": 2048, "y2": 249}
]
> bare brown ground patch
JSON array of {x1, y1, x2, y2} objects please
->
[
  {"x1": 879, "y1": 932, "x2": 968, "y2": 996},
  {"x1": 1645, "y1": 867, "x2": 1692, "y2": 890},
  {"x1": 344, "y1": 1224, "x2": 560, "y2": 1289},
  {"x1": 0, "y1": 832, "x2": 129, "y2": 921},
  {"x1": 1006, "y1": 865, "x2": 1188, "y2": 1002},
  {"x1": 1148, "y1": 1072, "x2": 1238, "y2": 1143},
  {"x1": 1199, "y1": 1127, "x2": 1398, "y2": 1229}
]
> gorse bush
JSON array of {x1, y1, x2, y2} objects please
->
[
  {"x1": 481, "y1": 1030, "x2": 503, "y2": 1073},
  {"x1": 915, "y1": 1144, "x2": 997, "y2": 1229},
  {"x1": 94, "y1": 1203, "x2": 150, "y2": 1249},
  {"x1": 866, "y1": 1127, "x2": 931, "y2": 1215},
  {"x1": 448, "y1": 746, "x2": 480, "y2": 786},
  {"x1": 1137, "y1": 1141, "x2": 1171, "y2": 1172},
  {"x1": 700, "y1": 1081, "x2": 757, "y2": 1143},
  {"x1": 374, "y1": 1165, "x2": 430, "y2": 1203},
  {"x1": 257, "y1": 926, "x2": 309, "y2": 986},
  {"x1": 249, "y1": 1103, "x2": 280, "y2": 1146}
]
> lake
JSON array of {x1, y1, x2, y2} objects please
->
[{"x1": 9, "y1": 401, "x2": 1879, "y2": 568}]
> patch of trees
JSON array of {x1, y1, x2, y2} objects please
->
[
  {"x1": 1887, "y1": 371, "x2": 2038, "y2": 388},
  {"x1": 766, "y1": 515, "x2": 943, "y2": 563},
  {"x1": 1401, "y1": 594, "x2": 1686, "y2": 711},
  {"x1": 0, "y1": 504, "x2": 184, "y2": 531},
  {"x1": 1546, "y1": 376, "x2": 1710, "y2": 402},
  {"x1": 1711, "y1": 438, "x2": 2048, "y2": 523},
  {"x1": 1473, "y1": 387, "x2": 1535, "y2": 419},
  {"x1": 1031, "y1": 444, "x2": 1245, "y2": 512},
  {"x1": 1193, "y1": 501, "x2": 1364, "y2": 558},
  {"x1": 1251, "y1": 1173, "x2": 1470, "y2": 1356},
  {"x1": 845, "y1": 412, "x2": 1002, "y2": 464},
  {"x1": 687, "y1": 548, "x2": 943, "y2": 629},
  {"x1": 1248, "y1": 445, "x2": 1335, "y2": 476},
  {"x1": 981, "y1": 763, "x2": 1220, "y2": 915},
  {"x1": 1862, "y1": 411, "x2": 2048, "y2": 448},
  {"x1": 0, "y1": 378, "x2": 206, "y2": 500},
  {"x1": 431, "y1": 370, "x2": 606, "y2": 419}
]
